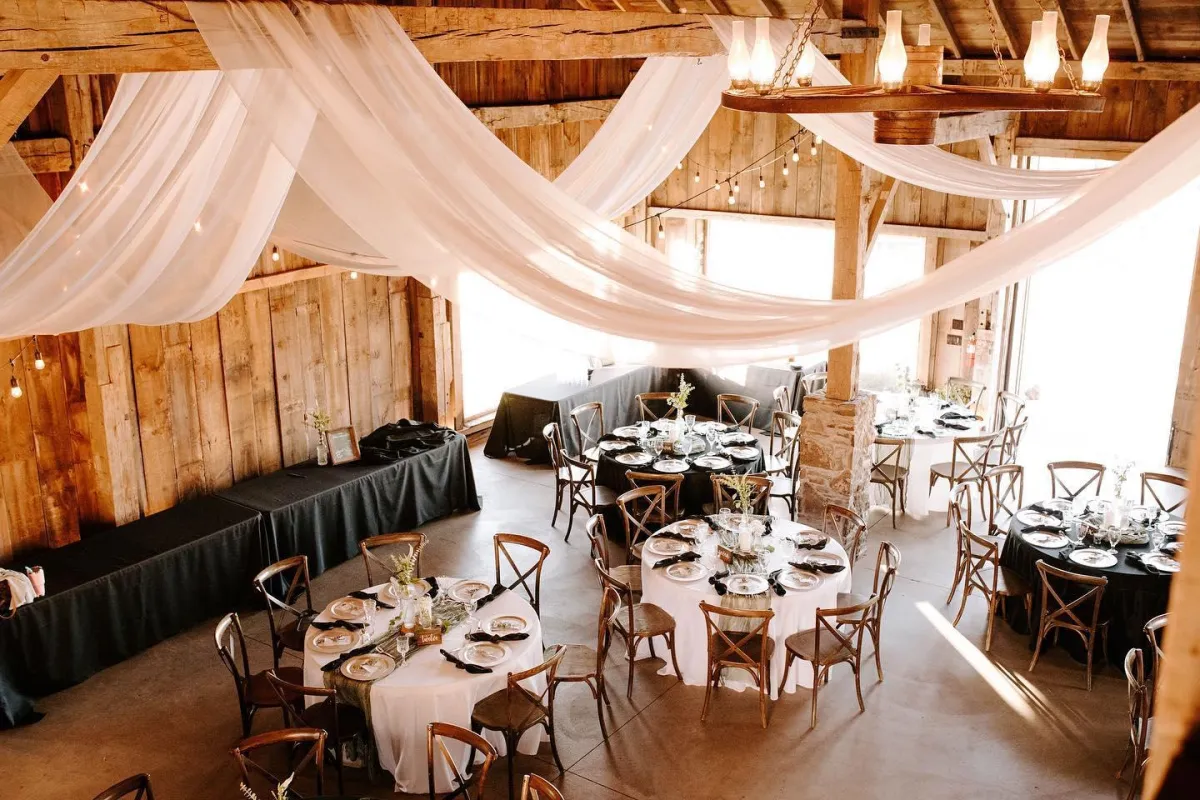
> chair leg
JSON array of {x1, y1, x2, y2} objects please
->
[
  {"x1": 852, "y1": 661, "x2": 866, "y2": 713},
  {"x1": 626, "y1": 636, "x2": 638, "y2": 699},
  {"x1": 983, "y1": 595, "x2": 997, "y2": 652},
  {"x1": 759, "y1": 672, "x2": 769, "y2": 729},
  {"x1": 565, "y1": 500, "x2": 577, "y2": 540},
  {"x1": 810, "y1": 664, "x2": 820, "y2": 730},
  {"x1": 648, "y1": 637, "x2": 657, "y2": 659},
  {"x1": 591, "y1": 677, "x2": 609, "y2": 738},
  {"x1": 872, "y1": 623, "x2": 884, "y2": 682},
  {"x1": 1085, "y1": 631, "x2": 1096, "y2": 691},
  {"x1": 701, "y1": 663, "x2": 716, "y2": 722},
  {"x1": 667, "y1": 632, "x2": 683, "y2": 682},
  {"x1": 951, "y1": 579, "x2": 972, "y2": 627},
  {"x1": 779, "y1": 652, "x2": 793, "y2": 690},
  {"x1": 505, "y1": 731, "x2": 518, "y2": 800},
  {"x1": 1028, "y1": 622, "x2": 1049, "y2": 674},
  {"x1": 551, "y1": 482, "x2": 563, "y2": 527},
  {"x1": 547, "y1": 715, "x2": 564, "y2": 773}
]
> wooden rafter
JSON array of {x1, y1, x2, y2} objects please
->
[
  {"x1": 654, "y1": 0, "x2": 682, "y2": 13},
  {"x1": 944, "y1": 59, "x2": 1197, "y2": 81},
  {"x1": 981, "y1": 0, "x2": 1020, "y2": 59},
  {"x1": 1048, "y1": 0, "x2": 1081, "y2": 60},
  {"x1": 0, "y1": 70, "x2": 59, "y2": 146},
  {"x1": 932, "y1": 111, "x2": 1017, "y2": 145},
  {"x1": 864, "y1": 174, "x2": 899, "y2": 260},
  {"x1": 927, "y1": 0, "x2": 964, "y2": 59},
  {"x1": 472, "y1": 98, "x2": 617, "y2": 130},
  {"x1": 1120, "y1": 0, "x2": 1147, "y2": 62},
  {"x1": 13, "y1": 137, "x2": 72, "y2": 173},
  {"x1": 706, "y1": 0, "x2": 733, "y2": 14},
  {"x1": 1014, "y1": 136, "x2": 1142, "y2": 161},
  {"x1": 759, "y1": 0, "x2": 786, "y2": 17}
]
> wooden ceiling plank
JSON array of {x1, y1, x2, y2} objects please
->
[
  {"x1": 707, "y1": 0, "x2": 733, "y2": 14},
  {"x1": 1050, "y1": 0, "x2": 1081, "y2": 60},
  {"x1": 654, "y1": 0, "x2": 682, "y2": 14},
  {"x1": 945, "y1": 59, "x2": 1197, "y2": 81},
  {"x1": 0, "y1": 70, "x2": 59, "y2": 147},
  {"x1": 1119, "y1": 0, "x2": 1147, "y2": 62},
  {"x1": 982, "y1": 0, "x2": 1021, "y2": 59},
  {"x1": 927, "y1": 0, "x2": 964, "y2": 59},
  {"x1": 759, "y1": 0, "x2": 786, "y2": 17}
]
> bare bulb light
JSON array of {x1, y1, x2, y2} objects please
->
[
  {"x1": 782, "y1": 163, "x2": 789, "y2": 176},
  {"x1": 657, "y1": 222, "x2": 665, "y2": 240},
  {"x1": 878, "y1": 10, "x2": 908, "y2": 90},
  {"x1": 749, "y1": 18, "x2": 777, "y2": 95},
  {"x1": 271, "y1": 245, "x2": 280, "y2": 262},
  {"x1": 349, "y1": 271, "x2": 359, "y2": 280},
  {"x1": 727, "y1": 187, "x2": 736, "y2": 205},
  {"x1": 758, "y1": 174, "x2": 766, "y2": 189},
  {"x1": 733, "y1": 180, "x2": 740, "y2": 194},
  {"x1": 694, "y1": 171, "x2": 701, "y2": 184},
  {"x1": 1081, "y1": 15, "x2": 1110, "y2": 91},
  {"x1": 792, "y1": 147, "x2": 799, "y2": 162},
  {"x1": 33, "y1": 349, "x2": 44, "y2": 371},
  {"x1": 810, "y1": 144, "x2": 818, "y2": 156},
  {"x1": 727, "y1": 20, "x2": 752, "y2": 90},
  {"x1": 9, "y1": 375, "x2": 21, "y2": 399}
]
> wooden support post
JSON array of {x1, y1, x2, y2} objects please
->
[
  {"x1": 408, "y1": 280, "x2": 459, "y2": 429},
  {"x1": 1167, "y1": 235, "x2": 1200, "y2": 468},
  {"x1": 0, "y1": 70, "x2": 58, "y2": 146},
  {"x1": 863, "y1": 173, "x2": 898, "y2": 263}
]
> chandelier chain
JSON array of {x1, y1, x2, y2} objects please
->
[
  {"x1": 1030, "y1": 0, "x2": 1080, "y2": 91},
  {"x1": 769, "y1": 0, "x2": 824, "y2": 93},
  {"x1": 984, "y1": 2, "x2": 1012, "y2": 88}
]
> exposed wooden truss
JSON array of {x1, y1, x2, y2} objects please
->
[
  {"x1": 1119, "y1": 0, "x2": 1147, "y2": 62},
  {"x1": 927, "y1": 0, "x2": 965, "y2": 59},
  {"x1": 932, "y1": 111, "x2": 1017, "y2": 145},
  {"x1": 0, "y1": 70, "x2": 59, "y2": 146},
  {"x1": 651, "y1": 207, "x2": 990, "y2": 242},
  {"x1": 944, "y1": 59, "x2": 1200, "y2": 81},
  {"x1": 1047, "y1": 0, "x2": 1081, "y2": 60},
  {"x1": 864, "y1": 173, "x2": 898, "y2": 260},
  {"x1": 472, "y1": 99, "x2": 618, "y2": 130},
  {"x1": 981, "y1": 0, "x2": 1020, "y2": 58},
  {"x1": 13, "y1": 137, "x2": 72, "y2": 173},
  {"x1": 1014, "y1": 136, "x2": 1142, "y2": 161}
]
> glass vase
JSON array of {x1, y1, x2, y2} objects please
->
[{"x1": 316, "y1": 436, "x2": 329, "y2": 466}]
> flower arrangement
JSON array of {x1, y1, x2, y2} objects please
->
[
  {"x1": 238, "y1": 775, "x2": 292, "y2": 800},
  {"x1": 667, "y1": 374, "x2": 694, "y2": 416},
  {"x1": 389, "y1": 544, "x2": 420, "y2": 585},
  {"x1": 304, "y1": 409, "x2": 331, "y2": 434},
  {"x1": 936, "y1": 382, "x2": 973, "y2": 407},
  {"x1": 1111, "y1": 458, "x2": 1136, "y2": 501},
  {"x1": 719, "y1": 473, "x2": 756, "y2": 515}
]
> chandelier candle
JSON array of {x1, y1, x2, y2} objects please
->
[
  {"x1": 878, "y1": 10, "x2": 908, "y2": 90},
  {"x1": 749, "y1": 18, "x2": 776, "y2": 95},
  {"x1": 1081, "y1": 15, "x2": 1110, "y2": 91},
  {"x1": 727, "y1": 20, "x2": 750, "y2": 91}
]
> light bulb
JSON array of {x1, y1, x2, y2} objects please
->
[
  {"x1": 758, "y1": 175, "x2": 765, "y2": 189},
  {"x1": 792, "y1": 147, "x2": 799, "y2": 162},
  {"x1": 727, "y1": 187, "x2": 736, "y2": 205},
  {"x1": 1023, "y1": 20, "x2": 1043, "y2": 82},
  {"x1": 349, "y1": 271, "x2": 358, "y2": 280},
  {"x1": 193, "y1": 220, "x2": 202, "y2": 233},
  {"x1": 657, "y1": 222, "x2": 665, "y2": 240},
  {"x1": 733, "y1": 180, "x2": 740, "y2": 194},
  {"x1": 694, "y1": 171, "x2": 700, "y2": 184},
  {"x1": 271, "y1": 245, "x2": 280, "y2": 262},
  {"x1": 878, "y1": 10, "x2": 908, "y2": 89},
  {"x1": 727, "y1": 20, "x2": 752, "y2": 90},
  {"x1": 676, "y1": 162, "x2": 683, "y2": 171},
  {"x1": 810, "y1": 144, "x2": 818, "y2": 156},
  {"x1": 749, "y1": 18, "x2": 777, "y2": 94},
  {"x1": 794, "y1": 41, "x2": 817, "y2": 87},
  {"x1": 1081, "y1": 15, "x2": 1110, "y2": 90},
  {"x1": 918, "y1": 23, "x2": 931, "y2": 47},
  {"x1": 782, "y1": 163, "x2": 789, "y2": 176},
  {"x1": 714, "y1": 182, "x2": 721, "y2": 191},
  {"x1": 9, "y1": 375, "x2": 21, "y2": 399},
  {"x1": 33, "y1": 350, "x2": 44, "y2": 371},
  {"x1": 814, "y1": 134, "x2": 822, "y2": 145}
]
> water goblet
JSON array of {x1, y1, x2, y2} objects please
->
[
  {"x1": 705, "y1": 430, "x2": 718, "y2": 455},
  {"x1": 1151, "y1": 530, "x2": 1165, "y2": 553},
  {"x1": 685, "y1": 414, "x2": 697, "y2": 435}
]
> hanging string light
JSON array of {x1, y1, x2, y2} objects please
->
[
  {"x1": 6, "y1": 337, "x2": 46, "y2": 400},
  {"x1": 349, "y1": 271, "x2": 359, "y2": 280},
  {"x1": 758, "y1": 172, "x2": 766, "y2": 189},
  {"x1": 791, "y1": 146, "x2": 799, "y2": 162},
  {"x1": 810, "y1": 142, "x2": 818, "y2": 157},
  {"x1": 733, "y1": 180, "x2": 740, "y2": 194},
  {"x1": 694, "y1": 170, "x2": 700, "y2": 184},
  {"x1": 657, "y1": 221, "x2": 665, "y2": 239},
  {"x1": 782, "y1": 161, "x2": 789, "y2": 176},
  {"x1": 271, "y1": 245, "x2": 280, "y2": 263},
  {"x1": 33, "y1": 340, "x2": 44, "y2": 371},
  {"x1": 726, "y1": 184, "x2": 736, "y2": 205}
]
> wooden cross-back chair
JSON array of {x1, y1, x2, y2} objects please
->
[
  {"x1": 984, "y1": 419, "x2": 1029, "y2": 467},
  {"x1": 267, "y1": 670, "x2": 368, "y2": 795},
  {"x1": 634, "y1": 392, "x2": 673, "y2": 422},
  {"x1": 1141, "y1": 470, "x2": 1187, "y2": 515},
  {"x1": 982, "y1": 464, "x2": 1024, "y2": 537},
  {"x1": 945, "y1": 483, "x2": 976, "y2": 606},
  {"x1": 698, "y1": 603, "x2": 775, "y2": 729},
  {"x1": 823, "y1": 503, "x2": 868, "y2": 563},
  {"x1": 471, "y1": 647, "x2": 566, "y2": 800},
  {"x1": 543, "y1": 423, "x2": 570, "y2": 527},
  {"x1": 836, "y1": 540, "x2": 901, "y2": 681},
  {"x1": 521, "y1": 775, "x2": 566, "y2": 800},
  {"x1": 594, "y1": 558, "x2": 681, "y2": 699},
  {"x1": 1047, "y1": 461, "x2": 1106, "y2": 500},
  {"x1": 710, "y1": 474, "x2": 772, "y2": 516},
  {"x1": 625, "y1": 470, "x2": 684, "y2": 523},
  {"x1": 772, "y1": 384, "x2": 793, "y2": 414},
  {"x1": 781, "y1": 596, "x2": 878, "y2": 730},
  {"x1": 994, "y1": 390, "x2": 1027, "y2": 429},
  {"x1": 360, "y1": 532, "x2": 426, "y2": 587},
  {"x1": 616, "y1": 485, "x2": 667, "y2": 564},
  {"x1": 716, "y1": 393, "x2": 760, "y2": 433},
  {"x1": 549, "y1": 585, "x2": 620, "y2": 739},
  {"x1": 929, "y1": 431, "x2": 1000, "y2": 526},
  {"x1": 947, "y1": 377, "x2": 986, "y2": 415},
  {"x1": 585, "y1": 514, "x2": 640, "y2": 594},
  {"x1": 232, "y1": 728, "x2": 326, "y2": 800},
  {"x1": 92, "y1": 774, "x2": 155, "y2": 800},
  {"x1": 560, "y1": 450, "x2": 617, "y2": 541},
  {"x1": 870, "y1": 437, "x2": 909, "y2": 528},
  {"x1": 800, "y1": 372, "x2": 827, "y2": 396},
  {"x1": 1029, "y1": 560, "x2": 1110, "y2": 690},
  {"x1": 568, "y1": 401, "x2": 605, "y2": 461},
  {"x1": 253, "y1": 555, "x2": 315, "y2": 665},
  {"x1": 765, "y1": 410, "x2": 801, "y2": 476},
  {"x1": 1119, "y1": 648, "x2": 1152, "y2": 800},
  {"x1": 214, "y1": 612, "x2": 301, "y2": 737},
  {"x1": 493, "y1": 533, "x2": 550, "y2": 616},
  {"x1": 950, "y1": 527, "x2": 1032, "y2": 653},
  {"x1": 426, "y1": 722, "x2": 496, "y2": 800},
  {"x1": 1144, "y1": 613, "x2": 1167, "y2": 686}
]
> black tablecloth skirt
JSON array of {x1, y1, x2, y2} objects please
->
[
  {"x1": 0, "y1": 496, "x2": 264, "y2": 728},
  {"x1": 218, "y1": 434, "x2": 480, "y2": 578},
  {"x1": 1000, "y1": 520, "x2": 1172, "y2": 664},
  {"x1": 595, "y1": 447, "x2": 765, "y2": 516}
]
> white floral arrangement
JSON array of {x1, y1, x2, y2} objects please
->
[
  {"x1": 667, "y1": 374, "x2": 694, "y2": 415},
  {"x1": 389, "y1": 544, "x2": 420, "y2": 585},
  {"x1": 1111, "y1": 458, "x2": 1136, "y2": 501},
  {"x1": 719, "y1": 473, "x2": 756, "y2": 515}
]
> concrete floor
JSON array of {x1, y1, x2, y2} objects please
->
[{"x1": 0, "y1": 442, "x2": 1137, "y2": 799}]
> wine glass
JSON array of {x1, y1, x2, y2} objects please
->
[
  {"x1": 705, "y1": 430, "x2": 718, "y2": 455},
  {"x1": 685, "y1": 414, "x2": 696, "y2": 435},
  {"x1": 363, "y1": 598, "x2": 377, "y2": 635},
  {"x1": 1151, "y1": 529, "x2": 1165, "y2": 553},
  {"x1": 649, "y1": 437, "x2": 664, "y2": 460}
]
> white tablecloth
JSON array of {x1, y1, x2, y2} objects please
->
[
  {"x1": 302, "y1": 580, "x2": 545, "y2": 793},
  {"x1": 639, "y1": 520, "x2": 852, "y2": 699}
]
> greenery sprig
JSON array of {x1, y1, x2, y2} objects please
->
[{"x1": 667, "y1": 374, "x2": 694, "y2": 414}]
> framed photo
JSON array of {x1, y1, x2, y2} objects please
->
[{"x1": 325, "y1": 426, "x2": 361, "y2": 465}]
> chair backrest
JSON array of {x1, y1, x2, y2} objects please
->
[
  {"x1": 994, "y1": 390, "x2": 1027, "y2": 430},
  {"x1": 360, "y1": 533, "x2": 426, "y2": 587},
  {"x1": 507, "y1": 645, "x2": 566, "y2": 714},
  {"x1": 1144, "y1": 612, "x2": 1167, "y2": 679},
  {"x1": 949, "y1": 482, "x2": 974, "y2": 531},
  {"x1": 871, "y1": 541, "x2": 902, "y2": 603},
  {"x1": 812, "y1": 596, "x2": 877, "y2": 663},
  {"x1": 253, "y1": 555, "x2": 313, "y2": 666},
  {"x1": 716, "y1": 393, "x2": 760, "y2": 433},
  {"x1": 625, "y1": 470, "x2": 684, "y2": 522},
  {"x1": 983, "y1": 465, "x2": 1024, "y2": 536},
  {"x1": 561, "y1": 450, "x2": 598, "y2": 509},
  {"x1": 1000, "y1": 419, "x2": 1029, "y2": 465},
  {"x1": 585, "y1": 514, "x2": 613, "y2": 571},
  {"x1": 698, "y1": 602, "x2": 774, "y2": 670},
  {"x1": 772, "y1": 384, "x2": 793, "y2": 414},
  {"x1": 961, "y1": 527, "x2": 1004, "y2": 595},
  {"x1": 1141, "y1": 470, "x2": 1188, "y2": 515},
  {"x1": 594, "y1": 586, "x2": 621, "y2": 678},
  {"x1": 711, "y1": 474, "x2": 772, "y2": 515},
  {"x1": 768, "y1": 410, "x2": 802, "y2": 478},
  {"x1": 233, "y1": 728, "x2": 325, "y2": 799},
  {"x1": 1034, "y1": 559, "x2": 1108, "y2": 635},
  {"x1": 617, "y1": 485, "x2": 668, "y2": 556},
  {"x1": 522, "y1": 774, "x2": 566, "y2": 800},
  {"x1": 92, "y1": 774, "x2": 154, "y2": 800},
  {"x1": 823, "y1": 504, "x2": 867, "y2": 562},
  {"x1": 494, "y1": 533, "x2": 551, "y2": 615},
  {"x1": 427, "y1": 721, "x2": 496, "y2": 800},
  {"x1": 947, "y1": 377, "x2": 987, "y2": 414},
  {"x1": 635, "y1": 392, "x2": 674, "y2": 422},
  {"x1": 594, "y1": 558, "x2": 635, "y2": 631},
  {"x1": 266, "y1": 669, "x2": 335, "y2": 732},
  {"x1": 1047, "y1": 461, "x2": 1106, "y2": 500},
  {"x1": 1124, "y1": 648, "x2": 1151, "y2": 754},
  {"x1": 870, "y1": 437, "x2": 907, "y2": 486},
  {"x1": 569, "y1": 401, "x2": 605, "y2": 454},
  {"x1": 543, "y1": 423, "x2": 566, "y2": 473},
  {"x1": 800, "y1": 372, "x2": 827, "y2": 395},
  {"x1": 948, "y1": 432, "x2": 999, "y2": 485},
  {"x1": 214, "y1": 612, "x2": 252, "y2": 701}
]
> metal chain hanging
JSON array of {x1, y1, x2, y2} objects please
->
[
  {"x1": 767, "y1": 0, "x2": 825, "y2": 93},
  {"x1": 1031, "y1": 0, "x2": 1082, "y2": 91},
  {"x1": 984, "y1": 2, "x2": 1013, "y2": 88}
]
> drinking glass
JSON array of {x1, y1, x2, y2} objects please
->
[
  {"x1": 363, "y1": 598, "x2": 377, "y2": 634},
  {"x1": 685, "y1": 414, "x2": 696, "y2": 434},
  {"x1": 650, "y1": 437, "x2": 664, "y2": 460},
  {"x1": 705, "y1": 430, "x2": 718, "y2": 455},
  {"x1": 1151, "y1": 530, "x2": 1165, "y2": 553}
]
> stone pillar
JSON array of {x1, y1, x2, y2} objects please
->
[{"x1": 797, "y1": 391, "x2": 878, "y2": 559}]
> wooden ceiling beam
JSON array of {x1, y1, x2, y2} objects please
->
[
  {"x1": 932, "y1": 111, "x2": 1017, "y2": 145},
  {"x1": 927, "y1": 0, "x2": 964, "y2": 59},
  {"x1": 758, "y1": 0, "x2": 787, "y2": 17},
  {"x1": 1119, "y1": 0, "x2": 1147, "y2": 62},
  {"x1": 706, "y1": 0, "x2": 733, "y2": 14},
  {"x1": 1048, "y1": 0, "x2": 1081, "y2": 61},
  {"x1": 654, "y1": 0, "x2": 683, "y2": 14},
  {"x1": 945, "y1": 59, "x2": 1198, "y2": 81},
  {"x1": 981, "y1": 0, "x2": 1021, "y2": 59},
  {"x1": 472, "y1": 98, "x2": 617, "y2": 130},
  {"x1": 13, "y1": 136, "x2": 72, "y2": 173},
  {"x1": 0, "y1": 70, "x2": 59, "y2": 147}
]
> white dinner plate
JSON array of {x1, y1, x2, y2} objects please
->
[
  {"x1": 1068, "y1": 548, "x2": 1118, "y2": 569},
  {"x1": 382, "y1": 578, "x2": 429, "y2": 602},
  {"x1": 1022, "y1": 531, "x2": 1070, "y2": 549},
  {"x1": 329, "y1": 598, "x2": 369, "y2": 621},
  {"x1": 448, "y1": 580, "x2": 492, "y2": 603},
  {"x1": 694, "y1": 421, "x2": 727, "y2": 435},
  {"x1": 1158, "y1": 520, "x2": 1186, "y2": 536},
  {"x1": 310, "y1": 629, "x2": 364, "y2": 654},
  {"x1": 1142, "y1": 553, "x2": 1181, "y2": 573},
  {"x1": 1126, "y1": 506, "x2": 1162, "y2": 525},
  {"x1": 461, "y1": 642, "x2": 511, "y2": 668},
  {"x1": 341, "y1": 653, "x2": 396, "y2": 682},
  {"x1": 725, "y1": 574, "x2": 770, "y2": 596},
  {"x1": 803, "y1": 551, "x2": 844, "y2": 568},
  {"x1": 647, "y1": 537, "x2": 690, "y2": 557},
  {"x1": 650, "y1": 419, "x2": 674, "y2": 433},
  {"x1": 599, "y1": 440, "x2": 631, "y2": 452},
  {"x1": 653, "y1": 459, "x2": 689, "y2": 474},
  {"x1": 1084, "y1": 498, "x2": 1113, "y2": 514},
  {"x1": 612, "y1": 426, "x2": 641, "y2": 439},
  {"x1": 614, "y1": 451, "x2": 653, "y2": 466},
  {"x1": 777, "y1": 570, "x2": 821, "y2": 591},
  {"x1": 1016, "y1": 509, "x2": 1061, "y2": 527},
  {"x1": 665, "y1": 561, "x2": 709, "y2": 582},
  {"x1": 485, "y1": 615, "x2": 530, "y2": 635},
  {"x1": 672, "y1": 519, "x2": 706, "y2": 536},
  {"x1": 693, "y1": 455, "x2": 732, "y2": 470},
  {"x1": 720, "y1": 432, "x2": 756, "y2": 445},
  {"x1": 725, "y1": 446, "x2": 759, "y2": 461},
  {"x1": 1039, "y1": 498, "x2": 1074, "y2": 513}
]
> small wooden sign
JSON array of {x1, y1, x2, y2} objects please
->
[
  {"x1": 325, "y1": 426, "x2": 361, "y2": 465},
  {"x1": 414, "y1": 626, "x2": 443, "y2": 647}
]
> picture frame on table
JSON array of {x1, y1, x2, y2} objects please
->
[{"x1": 325, "y1": 426, "x2": 361, "y2": 465}]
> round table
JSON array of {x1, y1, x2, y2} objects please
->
[
  {"x1": 639, "y1": 518, "x2": 852, "y2": 698},
  {"x1": 1000, "y1": 506, "x2": 1176, "y2": 661},
  {"x1": 595, "y1": 426, "x2": 765, "y2": 515},
  {"x1": 302, "y1": 581, "x2": 545, "y2": 793}
]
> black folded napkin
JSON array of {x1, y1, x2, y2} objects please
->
[
  {"x1": 653, "y1": 551, "x2": 701, "y2": 570},
  {"x1": 766, "y1": 569, "x2": 787, "y2": 596},
  {"x1": 937, "y1": 421, "x2": 970, "y2": 431},
  {"x1": 349, "y1": 590, "x2": 395, "y2": 610},
  {"x1": 789, "y1": 560, "x2": 847, "y2": 575},
  {"x1": 705, "y1": 514, "x2": 727, "y2": 530},
  {"x1": 793, "y1": 535, "x2": 829, "y2": 550},
  {"x1": 440, "y1": 648, "x2": 493, "y2": 674},
  {"x1": 915, "y1": 428, "x2": 937, "y2": 438},
  {"x1": 422, "y1": 576, "x2": 440, "y2": 600},
  {"x1": 653, "y1": 530, "x2": 697, "y2": 544},
  {"x1": 1124, "y1": 553, "x2": 1165, "y2": 574},
  {"x1": 603, "y1": 430, "x2": 640, "y2": 442},
  {"x1": 1029, "y1": 504, "x2": 1065, "y2": 519},
  {"x1": 473, "y1": 584, "x2": 508, "y2": 610},
  {"x1": 1022, "y1": 524, "x2": 1068, "y2": 534},
  {"x1": 466, "y1": 631, "x2": 530, "y2": 644},
  {"x1": 874, "y1": 423, "x2": 886, "y2": 434},
  {"x1": 708, "y1": 570, "x2": 730, "y2": 595},
  {"x1": 763, "y1": 518, "x2": 774, "y2": 536},
  {"x1": 311, "y1": 619, "x2": 367, "y2": 632},
  {"x1": 321, "y1": 642, "x2": 377, "y2": 672},
  {"x1": 939, "y1": 411, "x2": 978, "y2": 421}
]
